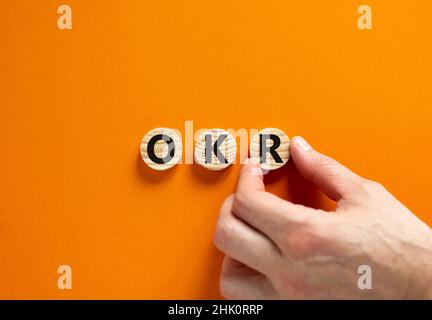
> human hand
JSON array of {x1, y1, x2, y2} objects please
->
[{"x1": 213, "y1": 136, "x2": 432, "y2": 299}]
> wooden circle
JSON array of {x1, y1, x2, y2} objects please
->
[
  {"x1": 250, "y1": 128, "x2": 290, "y2": 170},
  {"x1": 140, "y1": 128, "x2": 182, "y2": 171},
  {"x1": 194, "y1": 129, "x2": 236, "y2": 171}
]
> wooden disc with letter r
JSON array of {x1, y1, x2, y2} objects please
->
[{"x1": 250, "y1": 128, "x2": 290, "y2": 170}]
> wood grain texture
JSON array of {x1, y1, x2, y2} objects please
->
[
  {"x1": 194, "y1": 129, "x2": 236, "y2": 170},
  {"x1": 140, "y1": 127, "x2": 182, "y2": 170},
  {"x1": 250, "y1": 128, "x2": 290, "y2": 170}
]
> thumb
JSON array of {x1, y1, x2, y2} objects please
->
[
  {"x1": 236, "y1": 159, "x2": 265, "y2": 194},
  {"x1": 289, "y1": 136, "x2": 362, "y2": 202}
]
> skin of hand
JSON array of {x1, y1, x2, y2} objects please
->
[{"x1": 213, "y1": 136, "x2": 432, "y2": 300}]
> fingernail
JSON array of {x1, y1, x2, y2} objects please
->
[
  {"x1": 246, "y1": 158, "x2": 259, "y2": 167},
  {"x1": 295, "y1": 136, "x2": 312, "y2": 152},
  {"x1": 245, "y1": 158, "x2": 263, "y2": 176}
]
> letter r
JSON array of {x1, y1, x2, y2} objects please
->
[{"x1": 259, "y1": 134, "x2": 283, "y2": 164}]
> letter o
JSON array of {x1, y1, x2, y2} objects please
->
[{"x1": 140, "y1": 128, "x2": 182, "y2": 170}]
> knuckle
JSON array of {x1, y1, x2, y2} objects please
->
[
  {"x1": 213, "y1": 224, "x2": 225, "y2": 250},
  {"x1": 314, "y1": 153, "x2": 338, "y2": 169},
  {"x1": 233, "y1": 190, "x2": 252, "y2": 215},
  {"x1": 371, "y1": 180, "x2": 386, "y2": 191},
  {"x1": 349, "y1": 178, "x2": 368, "y2": 194},
  {"x1": 214, "y1": 195, "x2": 236, "y2": 250},
  {"x1": 279, "y1": 207, "x2": 315, "y2": 232},
  {"x1": 360, "y1": 178, "x2": 386, "y2": 194},
  {"x1": 219, "y1": 276, "x2": 236, "y2": 300},
  {"x1": 213, "y1": 221, "x2": 233, "y2": 251},
  {"x1": 338, "y1": 176, "x2": 373, "y2": 198},
  {"x1": 281, "y1": 223, "x2": 333, "y2": 259},
  {"x1": 220, "y1": 194, "x2": 235, "y2": 212},
  {"x1": 309, "y1": 153, "x2": 339, "y2": 182}
]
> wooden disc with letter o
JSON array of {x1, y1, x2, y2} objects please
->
[{"x1": 140, "y1": 127, "x2": 182, "y2": 171}]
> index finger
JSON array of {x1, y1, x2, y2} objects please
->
[
  {"x1": 234, "y1": 161, "x2": 328, "y2": 245},
  {"x1": 236, "y1": 159, "x2": 265, "y2": 193}
]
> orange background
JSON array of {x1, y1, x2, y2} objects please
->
[{"x1": 0, "y1": 1, "x2": 431, "y2": 299}]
